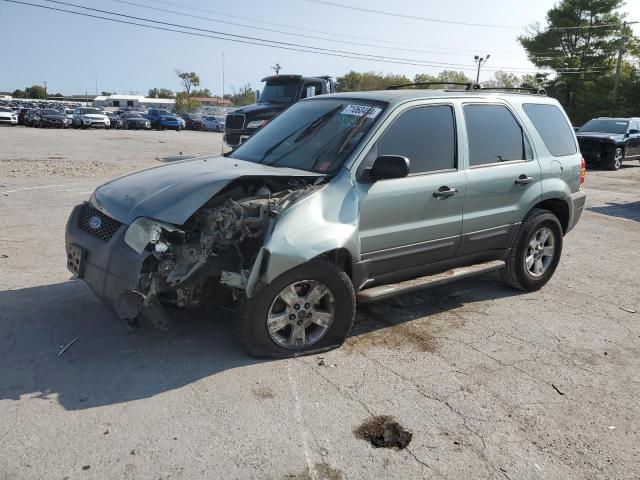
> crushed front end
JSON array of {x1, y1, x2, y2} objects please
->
[{"x1": 65, "y1": 178, "x2": 321, "y2": 329}]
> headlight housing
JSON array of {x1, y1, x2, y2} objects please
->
[
  {"x1": 246, "y1": 119, "x2": 268, "y2": 129},
  {"x1": 124, "y1": 217, "x2": 183, "y2": 254}
]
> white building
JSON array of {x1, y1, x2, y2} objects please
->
[{"x1": 92, "y1": 94, "x2": 175, "y2": 109}]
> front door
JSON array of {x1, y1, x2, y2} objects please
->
[
  {"x1": 357, "y1": 104, "x2": 467, "y2": 279},
  {"x1": 458, "y1": 103, "x2": 542, "y2": 256}
]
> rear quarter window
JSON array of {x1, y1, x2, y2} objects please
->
[{"x1": 523, "y1": 103, "x2": 577, "y2": 157}]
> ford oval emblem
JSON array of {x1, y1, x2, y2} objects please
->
[{"x1": 88, "y1": 216, "x2": 102, "y2": 229}]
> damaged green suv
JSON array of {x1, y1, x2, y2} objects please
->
[{"x1": 66, "y1": 88, "x2": 586, "y2": 358}]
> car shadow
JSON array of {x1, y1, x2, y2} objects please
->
[
  {"x1": 0, "y1": 273, "x2": 523, "y2": 411},
  {"x1": 588, "y1": 201, "x2": 640, "y2": 222}
]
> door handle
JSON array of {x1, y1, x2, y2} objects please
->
[
  {"x1": 433, "y1": 186, "x2": 457, "y2": 198},
  {"x1": 515, "y1": 175, "x2": 535, "y2": 186}
]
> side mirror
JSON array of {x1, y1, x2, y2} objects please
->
[
  {"x1": 368, "y1": 155, "x2": 410, "y2": 182},
  {"x1": 628, "y1": 129, "x2": 639, "y2": 135}
]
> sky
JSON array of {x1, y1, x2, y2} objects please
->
[{"x1": 1, "y1": 0, "x2": 640, "y2": 96}]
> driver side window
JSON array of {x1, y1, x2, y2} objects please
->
[{"x1": 366, "y1": 105, "x2": 456, "y2": 174}]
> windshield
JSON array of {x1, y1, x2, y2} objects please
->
[
  {"x1": 41, "y1": 109, "x2": 59, "y2": 115},
  {"x1": 579, "y1": 119, "x2": 629, "y2": 134},
  {"x1": 230, "y1": 99, "x2": 386, "y2": 174},
  {"x1": 125, "y1": 113, "x2": 143, "y2": 118},
  {"x1": 81, "y1": 108, "x2": 101, "y2": 115},
  {"x1": 259, "y1": 82, "x2": 300, "y2": 103},
  {"x1": 0, "y1": 107, "x2": 12, "y2": 112}
]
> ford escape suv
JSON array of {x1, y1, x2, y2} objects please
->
[{"x1": 65, "y1": 87, "x2": 586, "y2": 358}]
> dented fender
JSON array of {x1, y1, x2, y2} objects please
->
[{"x1": 247, "y1": 170, "x2": 360, "y2": 296}]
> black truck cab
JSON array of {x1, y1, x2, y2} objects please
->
[{"x1": 224, "y1": 74, "x2": 335, "y2": 147}]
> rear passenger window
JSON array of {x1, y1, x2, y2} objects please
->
[
  {"x1": 373, "y1": 105, "x2": 456, "y2": 174},
  {"x1": 464, "y1": 104, "x2": 529, "y2": 166},
  {"x1": 523, "y1": 103, "x2": 577, "y2": 157}
]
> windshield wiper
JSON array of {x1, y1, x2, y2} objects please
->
[
  {"x1": 336, "y1": 106, "x2": 376, "y2": 155},
  {"x1": 293, "y1": 104, "x2": 344, "y2": 144}
]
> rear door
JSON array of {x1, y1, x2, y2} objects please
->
[
  {"x1": 357, "y1": 103, "x2": 467, "y2": 279},
  {"x1": 458, "y1": 102, "x2": 542, "y2": 256}
]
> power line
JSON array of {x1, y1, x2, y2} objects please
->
[
  {"x1": 40, "y1": 0, "x2": 499, "y2": 69},
  {"x1": 107, "y1": 0, "x2": 570, "y2": 60},
  {"x1": 129, "y1": 0, "x2": 565, "y2": 57},
  {"x1": 2, "y1": 0, "x2": 609, "y2": 75},
  {"x1": 304, "y1": 0, "x2": 624, "y2": 31}
]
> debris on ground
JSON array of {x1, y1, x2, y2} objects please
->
[
  {"x1": 620, "y1": 307, "x2": 637, "y2": 314},
  {"x1": 58, "y1": 337, "x2": 79, "y2": 357},
  {"x1": 552, "y1": 384, "x2": 565, "y2": 396},
  {"x1": 354, "y1": 415, "x2": 413, "y2": 449}
]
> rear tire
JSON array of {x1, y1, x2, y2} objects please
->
[
  {"x1": 239, "y1": 259, "x2": 356, "y2": 359},
  {"x1": 502, "y1": 208, "x2": 563, "y2": 292}
]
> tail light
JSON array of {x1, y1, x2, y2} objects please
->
[{"x1": 579, "y1": 158, "x2": 586, "y2": 188}]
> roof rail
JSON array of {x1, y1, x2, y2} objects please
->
[
  {"x1": 387, "y1": 81, "x2": 481, "y2": 91},
  {"x1": 386, "y1": 82, "x2": 546, "y2": 96},
  {"x1": 481, "y1": 86, "x2": 547, "y2": 95}
]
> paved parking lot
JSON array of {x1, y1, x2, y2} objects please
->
[{"x1": 1, "y1": 126, "x2": 639, "y2": 479}]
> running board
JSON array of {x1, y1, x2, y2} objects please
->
[{"x1": 356, "y1": 260, "x2": 505, "y2": 304}]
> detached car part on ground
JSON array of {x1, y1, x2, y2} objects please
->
[
  {"x1": 66, "y1": 90, "x2": 586, "y2": 358},
  {"x1": 576, "y1": 117, "x2": 640, "y2": 170}
]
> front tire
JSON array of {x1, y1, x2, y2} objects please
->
[
  {"x1": 606, "y1": 147, "x2": 623, "y2": 171},
  {"x1": 502, "y1": 209, "x2": 563, "y2": 292},
  {"x1": 239, "y1": 259, "x2": 356, "y2": 358}
]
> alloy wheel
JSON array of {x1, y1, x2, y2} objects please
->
[
  {"x1": 525, "y1": 227, "x2": 556, "y2": 277},
  {"x1": 267, "y1": 280, "x2": 335, "y2": 349}
]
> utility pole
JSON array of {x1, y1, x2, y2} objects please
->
[
  {"x1": 474, "y1": 55, "x2": 490, "y2": 83},
  {"x1": 222, "y1": 52, "x2": 225, "y2": 103},
  {"x1": 611, "y1": 21, "x2": 638, "y2": 114},
  {"x1": 43, "y1": 81, "x2": 47, "y2": 99}
]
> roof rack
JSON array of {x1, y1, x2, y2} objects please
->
[
  {"x1": 387, "y1": 81, "x2": 481, "y2": 91},
  {"x1": 386, "y1": 82, "x2": 546, "y2": 96}
]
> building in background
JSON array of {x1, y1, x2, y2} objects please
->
[
  {"x1": 92, "y1": 94, "x2": 175, "y2": 109},
  {"x1": 191, "y1": 96, "x2": 233, "y2": 107}
]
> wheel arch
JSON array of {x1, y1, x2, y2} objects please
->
[{"x1": 528, "y1": 198, "x2": 570, "y2": 234}]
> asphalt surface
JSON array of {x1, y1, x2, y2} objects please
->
[{"x1": 1, "y1": 126, "x2": 639, "y2": 480}]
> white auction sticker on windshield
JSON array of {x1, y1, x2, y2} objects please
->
[{"x1": 341, "y1": 105, "x2": 382, "y2": 118}]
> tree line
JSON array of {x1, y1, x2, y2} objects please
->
[{"x1": 336, "y1": 0, "x2": 640, "y2": 125}]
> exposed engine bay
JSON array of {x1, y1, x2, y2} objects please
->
[{"x1": 131, "y1": 177, "x2": 321, "y2": 329}]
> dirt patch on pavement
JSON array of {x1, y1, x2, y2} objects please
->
[
  {"x1": 0, "y1": 159, "x2": 149, "y2": 177},
  {"x1": 354, "y1": 415, "x2": 412, "y2": 449},
  {"x1": 285, "y1": 463, "x2": 343, "y2": 480}
]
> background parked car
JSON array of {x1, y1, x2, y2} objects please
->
[
  {"x1": 73, "y1": 107, "x2": 110, "y2": 129},
  {"x1": 576, "y1": 117, "x2": 640, "y2": 170},
  {"x1": 180, "y1": 113, "x2": 204, "y2": 130},
  {"x1": 17, "y1": 108, "x2": 30, "y2": 125},
  {"x1": 203, "y1": 116, "x2": 225, "y2": 132},
  {"x1": 145, "y1": 108, "x2": 172, "y2": 129},
  {"x1": 23, "y1": 109, "x2": 39, "y2": 127},
  {"x1": 104, "y1": 111, "x2": 121, "y2": 129},
  {"x1": 0, "y1": 107, "x2": 18, "y2": 126},
  {"x1": 154, "y1": 114, "x2": 182, "y2": 131},
  {"x1": 121, "y1": 112, "x2": 152, "y2": 130},
  {"x1": 33, "y1": 109, "x2": 69, "y2": 128}
]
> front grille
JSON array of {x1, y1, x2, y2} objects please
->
[
  {"x1": 78, "y1": 203, "x2": 123, "y2": 241},
  {"x1": 226, "y1": 114, "x2": 245, "y2": 130}
]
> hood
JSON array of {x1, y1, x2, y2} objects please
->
[
  {"x1": 42, "y1": 114, "x2": 65, "y2": 120},
  {"x1": 82, "y1": 113, "x2": 107, "y2": 119},
  {"x1": 0, "y1": 112, "x2": 14, "y2": 117},
  {"x1": 231, "y1": 101, "x2": 289, "y2": 118},
  {"x1": 92, "y1": 156, "x2": 321, "y2": 225},
  {"x1": 576, "y1": 132, "x2": 625, "y2": 141}
]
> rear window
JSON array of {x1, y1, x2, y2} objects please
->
[{"x1": 523, "y1": 103, "x2": 577, "y2": 157}]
